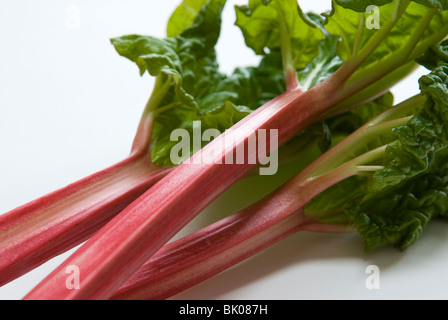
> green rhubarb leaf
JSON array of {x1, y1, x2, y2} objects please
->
[
  {"x1": 334, "y1": 0, "x2": 393, "y2": 12},
  {"x1": 111, "y1": 35, "x2": 179, "y2": 77},
  {"x1": 150, "y1": 50, "x2": 286, "y2": 166},
  {"x1": 325, "y1": 0, "x2": 448, "y2": 92},
  {"x1": 229, "y1": 50, "x2": 286, "y2": 108},
  {"x1": 235, "y1": 0, "x2": 324, "y2": 70},
  {"x1": 368, "y1": 65, "x2": 448, "y2": 194},
  {"x1": 151, "y1": 101, "x2": 252, "y2": 166},
  {"x1": 167, "y1": 0, "x2": 223, "y2": 37},
  {"x1": 111, "y1": 0, "x2": 233, "y2": 166},
  {"x1": 111, "y1": 0, "x2": 229, "y2": 111},
  {"x1": 352, "y1": 147, "x2": 448, "y2": 252},
  {"x1": 112, "y1": 0, "x2": 286, "y2": 166},
  {"x1": 334, "y1": 0, "x2": 448, "y2": 12},
  {"x1": 297, "y1": 12, "x2": 344, "y2": 90},
  {"x1": 416, "y1": 40, "x2": 448, "y2": 70},
  {"x1": 306, "y1": 64, "x2": 448, "y2": 251},
  {"x1": 413, "y1": 0, "x2": 448, "y2": 10},
  {"x1": 110, "y1": 35, "x2": 196, "y2": 108},
  {"x1": 325, "y1": 1, "x2": 447, "y2": 62},
  {"x1": 350, "y1": 169, "x2": 448, "y2": 252}
]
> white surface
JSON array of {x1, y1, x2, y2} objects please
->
[{"x1": 0, "y1": 0, "x2": 447, "y2": 300}]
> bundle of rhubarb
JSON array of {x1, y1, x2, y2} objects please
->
[{"x1": 2, "y1": 0, "x2": 448, "y2": 300}]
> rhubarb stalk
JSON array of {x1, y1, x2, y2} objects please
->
[
  {"x1": 0, "y1": 153, "x2": 170, "y2": 287},
  {"x1": 0, "y1": 78, "x2": 176, "y2": 286},
  {"x1": 23, "y1": 80, "x2": 339, "y2": 300},
  {"x1": 110, "y1": 209, "x2": 352, "y2": 300},
  {"x1": 22, "y1": 58, "x2": 384, "y2": 299},
  {"x1": 23, "y1": 0, "x2": 448, "y2": 300},
  {"x1": 109, "y1": 94, "x2": 431, "y2": 300}
]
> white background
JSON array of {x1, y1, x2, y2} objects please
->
[{"x1": 1, "y1": 0, "x2": 447, "y2": 300}]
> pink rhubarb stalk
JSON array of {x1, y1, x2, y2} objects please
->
[
  {"x1": 109, "y1": 100, "x2": 405, "y2": 300},
  {"x1": 110, "y1": 209, "x2": 351, "y2": 300},
  {"x1": 23, "y1": 82, "x2": 338, "y2": 300},
  {"x1": 0, "y1": 114, "x2": 173, "y2": 286},
  {"x1": 23, "y1": 4, "x2": 431, "y2": 298},
  {"x1": 109, "y1": 167, "x2": 357, "y2": 300}
]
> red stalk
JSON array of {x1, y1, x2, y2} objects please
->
[
  {"x1": 110, "y1": 210, "x2": 352, "y2": 300},
  {"x1": 109, "y1": 160, "x2": 357, "y2": 300},
  {"x1": 0, "y1": 154, "x2": 170, "y2": 287},
  {"x1": 13, "y1": 0, "x2": 445, "y2": 299},
  {"x1": 20, "y1": 4, "x2": 419, "y2": 297},
  {"x1": 0, "y1": 115, "x2": 173, "y2": 286},
  {"x1": 108, "y1": 106, "x2": 392, "y2": 300},
  {"x1": 24, "y1": 15, "x2": 405, "y2": 296},
  {"x1": 23, "y1": 81, "x2": 340, "y2": 300},
  {"x1": 110, "y1": 209, "x2": 315, "y2": 300}
]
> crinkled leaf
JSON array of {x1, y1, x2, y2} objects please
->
[
  {"x1": 111, "y1": 35, "x2": 196, "y2": 108},
  {"x1": 111, "y1": 0, "x2": 232, "y2": 165},
  {"x1": 369, "y1": 65, "x2": 448, "y2": 194},
  {"x1": 354, "y1": 146, "x2": 448, "y2": 252},
  {"x1": 167, "y1": 0, "x2": 220, "y2": 37},
  {"x1": 306, "y1": 64, "x2": 448, "y2": 251},
  {"x1": 235, "y1": 0, "x2": 324, "y2": 69},
  {"x1": 350, "y1": 170, "x2": 448, "y2": 252},
  {"x1": 232, "y1": 50, "x2": 286, "y2": 108},
  {"x1": 111, "y1": 35, "x2": 179, "y2": 77},
  {"x1": 416, "y1": 39, "x2": 448, "y2": 70},
  {"x1": 112, "y1": 0, "x2": 287, "y2": 166},
  {"x1": 177, "y1": 0, "x2": 227, "y2": 49},
  {"x1": 111, "y1": 0, "x2": 227, "y2": 110}
]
